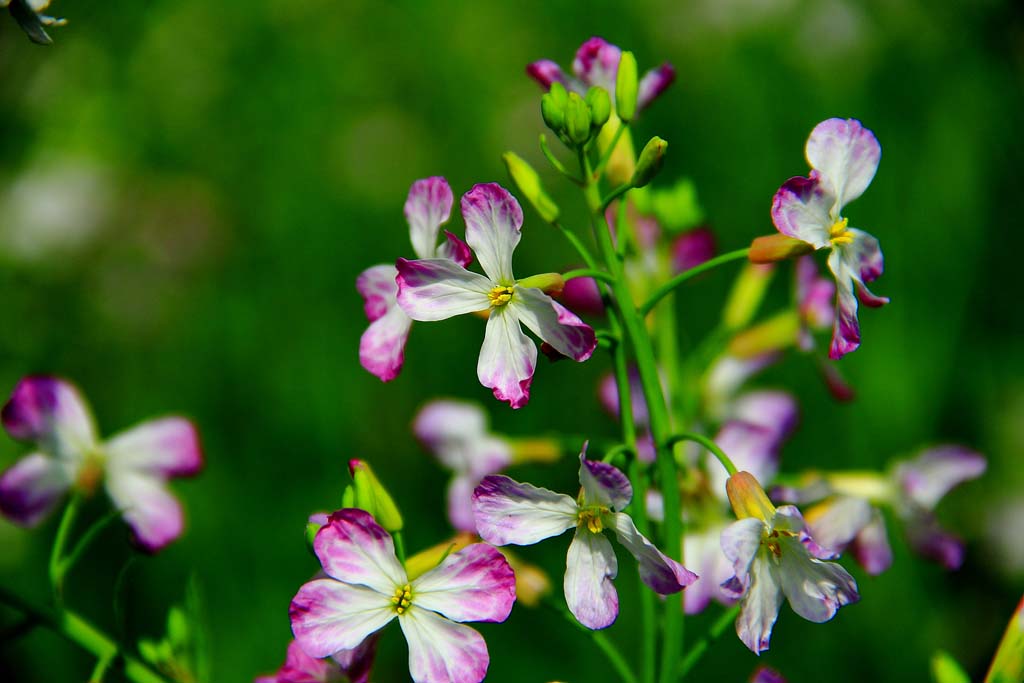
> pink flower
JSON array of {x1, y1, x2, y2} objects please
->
[
  {"x1": 254, "y1": 638, "x2": 377, "y2": 683},
  {"x1": 0, "y1": 376, "x2": 202, "y2": 552}
]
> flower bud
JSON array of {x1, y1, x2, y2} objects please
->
[
  {"x1": 502, "y1": 152, "x2": 560, "y2": 223},
  {"x1": 565, "y1": 92, "x2": 593, "y2": 146},
  {"x1": 405, "y1": 532, "x2": 476, "y2": 580},
  {"x1": 727, "y1": 310, "x2": 800, "y2": 358},
  {"x1": 585, "y1": 87, "x2": 611, "y2": 131},
  {"x1": 597, "y1": 115, "x2": 636, "y2": 186},
  {"x1": 631, "y1": 137, "x2": 668, "y2": 188},
  {"x1": 749, "y1": 233, "x2": 814, "y2": 263},
  {"x1": 516, "y1": 272, "x2": 565, "y2": 295},
  {"x1": 726, "y1": 471, "x2": 776, "y2": 522},
  {"x1": 509, "y1": 437, "x2": 562, "y2": 464},
  {"x1": 541, "y1": 83, "x2": 567, "y2": 133},
  {"x1": 722, "y1": 263, "x2": 776, "y2": 330},
  {"x1": 615, "y1": 51, "x2": 639, "y2": 123},
  {"x1": 348, "y1": 459, "x2": 403, "y2": 532}
]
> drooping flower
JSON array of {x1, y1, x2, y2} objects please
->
[
  {"x1": 0, "y1": 376, "x2": 202, "y2": 551},
  {"x1": 473, "y1": 447, "x2": 697, "y2": 629},
  {"x1": 770, "y1": 118, "x2": 888, "y2": 359},
  {"x1": 357, "y1": 177, "x2": 472, "y2": 382},
  {"x1": 290, "y1": 508, "x2": 516, "y2": 683},
  {"x1": 721, "y1": 471, "x2": 859, "y2": 654},
  {"x1": 255, "y1": 638, "x2": 378, "y2": 683},
  {"x1": 396, "y1": 183, "x2": 596, "y2": 408},
  {"x1": 793, "y1": 255, "x2": 855, "y2": 400}
]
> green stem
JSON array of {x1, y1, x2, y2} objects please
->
[
  {"x1": 664, "y1": 433, "x2": 737, "y2": 476},
  {"x1": 393, "y1": 531, "x2": 407, "y2": 565},
  {"x1": 640, "y1": 248, "x2": 751, "y2": 316},
  {"x1": 90, "y1": 650, "x2": 116, "y2": 683},
  {"x1": 49, "y1": 494, "x2": 82, "y2": 604},
  {"x1": 546, "y1": 599, "x2": 638, "y2": 683},
  {"x1": 562, "y1": 268, "x2": 615, "y2": 285},
  {"x1": 592, "y1": 122, "x2": 628, "y2": 180},
  {"x1": 600, "y1": 183, "x2": 634, "y2": 214},
  {"x1": 60, "y1": 508, "x2": 121, "y2": 581},
  {"x1": 540, "y1": 134, "x2": 584, "y2": 185},
  {"x1": 678, "y1": 605, "x2": 741, "y2": 678},
  {"x1": 551, "y1": 220, "x2": 600, "y2": 272}
]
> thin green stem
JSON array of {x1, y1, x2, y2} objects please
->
[
  {"x1": 393, "y1": 531, "x2": 407, "y2": 565},
  {"x1": 90, "y1": 651, "x2": 116, "y2": 683},
  {"x1": 665, "y1": 433, "x2": 737, "y2": 476},
  {"x1": 640, "y1": 248, "x2": 751, "y2": 316},
  {"x1": 562, "y1": 268, "x2": 615, "y2": 285},
  {"x1": 546, "y1": 599, "x2": 638, "y2": 683},
  {"x1": 540, "y1": 134, "x2": 584, "y2": 185},
  {"x1": 551, "y1": 220, "x2": 599, "y2": 272},
  {"x1": 592, "y1": 122, "x2": 627, "y2": 180},
  {"x1": 601, "y1": 443, "x2": 633, "y2": 464},
  {"x1": 49, "y1": 494, "x2": 82, "y2": 604},
  {"x1": 60, "y1": 508, "x2": 121, "y2": 580},
  {"x1": 678, "y1": 605, "x2": 741, "y2": 678},
  {"x1": 600, "y1": 183, "x2": 634, "y2": 214}
]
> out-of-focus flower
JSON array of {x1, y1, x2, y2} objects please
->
[
  {"x1": 254, "y1": 638, "x2": 378, "y2": 683},
  {"x1": 473, "y1": 447, "x2": 696, "y2": 629},
  {"x1": 751, "y1": 665, "x2": 786, "y2": 683},
  {"x1": 767, "y1": 118, "x2": 888, "y2": 359},
  {"x1": 0, "y1": 376, "x2": 202, "y2": 552},
  {"x1": 357, "y1": 177, "x2": 472, "y2": 382},
  {"x1": 721, "y1": 471, "x2": 859, "y2": 654},
  {"x1": 290, "y1": 509, "x2": 515, "y2": 683},
  {"x1": 396, "y1": 183, "x2": 596, "y2": 408}
]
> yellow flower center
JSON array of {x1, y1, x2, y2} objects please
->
[
  {"x1": 390, "y1": 583, "x2": 413, "y2": 615},
  {"x1": 488, "y1": 285, "x2": 514, "y2": 307},
  {"x1": 829, "y1": 218, "x2": 853, "y2": 246},
  {"x1": 577, "y1": 507, "x2": 606, "y2": 534}
]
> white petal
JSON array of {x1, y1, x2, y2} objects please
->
[
  {"x1": 564, "y1": 527, "x2": 619, "y2": 630},
  {"x1": 461, "y1": 183, "x2": 523, "y2": 284},
  {"x1": 104, "y1": 470, "x2": 184, "y2": 552},
  {"x1": 290, "y1": 578, "x2": 395, "y2": 658},
  {"x1": 476, "y1": 307, "x2": 536, "y2": 409},
  {"x1": 805, "y1": 118, "x2": 881, "y2": 211},
  {"x1": 472, "y1": 475, "x2": 577, "y2": 545},
  {"x1": 395, "y1": 258, "x2": 492, "y2": 321},
  {"x1": 399, "y1": 609, "x2": 490, "y2": 683}
]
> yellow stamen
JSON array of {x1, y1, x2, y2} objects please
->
[
  {"x1": 577, "y1": 508, "x2": 605, "y2": 534},
  {"x1": 391, "y1": 584, "x2": 413, "y2": 615},
  {"x1": 488, "y1": 285, "x2": 514, "y2": 307},
  {"x1": 829, "y1": 218, "x2": 853, "y2": 246}
]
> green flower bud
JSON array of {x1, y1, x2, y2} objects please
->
[
  {"x1": 349, "y1": 459, "x2": 403, "y2": 532},
  {"x1": 723, "y1": 263, "x2": 776, "y2": 330},
  {"x1": 516, "y1": 272, "x2": 565, "y2": 295},
  {"x1": 615, "y1": 51, "x2": 639, "y2": 123},
  {"x1": 541, "y1": 92, "x2": 565, "y2": 133},
  {"x1": 565, "y1": 92, "x2": 593, "y2": 146},
  {"x1": 631, "y1": 137, "x2": 668, "y2": 188},
  {"x1": 503, "y1": 152, "x2": 560, "y2": 223},
  {"x1": 305, "y1": 519, "x2": 322, "y2": 552},
  {"x1": 585, "y1": 87, "x2": 611, "y2": 131}
]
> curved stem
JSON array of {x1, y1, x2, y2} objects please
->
[
  {"x1": 664, "y1": 432, "x2": 737, "y2": 476},
  {"x1": 640, "y1": 248, "x2": 751, "y2": 316},
  {"x1": 540, "y1": 134, "x2": 584, "y2": 185},
  {"x1": 600, "y1": 183, "x2": 633, "y2": 214},
  {"x1": 551, "y1": 220, "x2": 600, "y2": 272},
  {"x1": 562, "y1": 268, "x2": 615, "y2": 285},
  {"x1": 49, "y1": 494, "x2": 81, "y2": 604},
  {"x1": 61, "y1": 508, "x2": 121, "y2": 582},
  {"x1": 546, "y1": 599, "x2": 638, "y2": 683},
  {"x1": 678, "y1": 605, "x2": 740, "y2": 678}
]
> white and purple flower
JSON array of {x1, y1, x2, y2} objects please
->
[
  {"x1": 770, "y1": 118, "x2": 888, "y2": 359},
  {"x1": 290, "y1": 508, "x2": 516, "y2": 683},
  {"x1": 255, "y1": 637, "x2": 378, "y2": 683},
  {"x1": 472, "y1": 448, "x2": 697, "y2": 629},
  {"x1": 396, "y1": 183, "x2": 596, "y2": 408},
  {"x1": 0, "y1": 376, "x2": 202, "y2": 552},
  {"x1": 357, "y1": 177, "x2": 472, "y2": 382}
]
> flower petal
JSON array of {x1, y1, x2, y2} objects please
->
[
  {"x1": 720, "y1": 517, "x2": 765, "y2": 598},
  {"x1": 670, "y1": 227, "x2": 716, "y2": 273},
  {"x1": 565, "y1": 527, "x2": 619, "y2": 630},
  {"x1": 896, "y1": 445, "x2": 986, "y2": 511},
  {"x1": 2, "y1": 376, "x2": 97, "y2": 461},
  {"x1": 683, "y1": 524, "x2": 735, "y2": 614},
  {"x1": 579, "y1": 449, "x2": 632, "y2": 511},
  {"x1": 526, "y1": 60, "x2": 572, "y2": 90},
  {"x1": 412, "y1": 543, "x2": 516, "y2": 623},
  {"x1": 290, "y1": 579, "x2": 395, "y2": 659},
  {"x1": 104, "y1": 417, "x2": 203, "y2": 478},
  {"x1": 399, "y1": 608, "x2": 489, "y2": 683},
  {"x1": 805, "y1": 118, "x2": 881, "y2": 210},
  {"x1": 904, "y1": 513, "x2": 966, "y2": 570},
  {"x1": 827, "y1": 249, "x2": 861, "y2": 360},
  {"x1": 436, "y1": 230, "x2": 472, "y2": 268},
  {"x1": 709, "y1": 422, "x2": 781, "y2": 501},
  {"x1": 795, "y1": 255, "x2": 835, "y2": 330},
  {"x1": 512, "y1": 287, "x2": 596, "y2": 362},
  {"x1": 770, "y1": 176, "x2": 833, "y2": 249},
  {"x1": 356, "y1": 264, "x2": 398, "y2": 323},
  {"x1": 611, "y1": 512, "x2": 697, "y2": 594},
  {"x1": 0, "y1": 452, "x2": 71, "y2": 526},
  {"x1": 268, "y1": 639, "x2": 347, "y2": 683},
  {"x1": 446, "y1": 475, "x2": 479, "y2": 533},
  {"x1": 314, "y1": 509, "x2": 407, "y2": 592},
  {"x1": 636, "y1": 63, "x2": 676, "y2": 111},
  {"x1": 476, "y1": 307, "x2": 536, "y2": 409},
  {"x1": 851, "y1": 509, "x2": 893, "y2": 575},
  {"x1": 472, "y1": 474, "x2": 577, "y2": 545},
  {"x1": 561, "y1": 273, "x2": 605, "y2": 317},
  {"x1": 804, "y1": 496, "x2": 873, "y2": 555},
  {"x1": 395, "y1": 258, "x2": 491, "y2": 321},
  {"x1": 730, "y1": 390, "x2": 799, "y2": 441},
  {"x1": 405, "y1": 177, "x2": 454, "y2": 261},
  {"x1": 572, "y1": 37, "x2": 621, "y2": 93},
  {"x1": 734, "y1": 555, "x2": 782, "y2": 654},
  {"x1": 359, "y1": 303, "x2": 413, "y2": 382},
  {"x1": 777, "y1": 536, "x2": 859, "y2": 623},
  {"x1": 413, "y1": 400, "x2": 510, "y2": 476},
  {"x1": 331, "y1": 633, "x2": 379, "y2": 683},
  {"x1": 104, "y1": 471, "x2": 184, "y2": 552},
  {"x1": 461, "y1": 183, "x2": 523, "y2": 284}
]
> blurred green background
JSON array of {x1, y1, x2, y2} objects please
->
[{"x1": 1, "y1": 0, "x2": 1022, "y2": 681}]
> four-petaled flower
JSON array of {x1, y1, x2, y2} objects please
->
[
  {"x1": 396, "y1": 183, "x2": 596, "y2": 409},
  {"x1": 721, "y1": 471, "x2": 859, "y2": 654},
  {"x1": 0, "y1": 376, "x2": 202, "y2": 552},
  {"x1": 290, "y1": 508, "x2": 516, "y2": 683},
  {"x1": 770, "y1": 118, "x2": 889, "y2": 359},
  {"x1": 357, "y1": 176, "x2": 472, "y2": 382},
  {"x1": 473, "y1": 447, "x2": 697, "y2": 629}
]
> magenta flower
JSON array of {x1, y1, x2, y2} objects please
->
[
  {"x1": 473, "y1": 448, "x2": 697, "y2": 629},
  {"x1": 0, "y1": 376, "x2": 202, "y2": 552},
  {"x1": 413, "y1": 399, "x2": 512, "y2": 532},
  {"x1": 290, "y1": 509, "x2": 515, "y2": 683},
  {"x1": 357, "y1": 177, "x2": 472, "y2": 382},
  {"x1": 527, "y1": 37, "x2": 675, "y2": 114},
  {"x1": 396, "y1": 183, "x2": 596, "y2": 408},
  {"x1": 771, "y1": 118, "x2": 888, "y2": 359},
  {"x1": 255, "y1": 638, "x2": 378, "y2": 683}
]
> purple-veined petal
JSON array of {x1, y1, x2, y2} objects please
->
[
  {"x1": 770, "y1": 176, "x2": 834, "y2": 249},
  {"x1": 896, "y1": 445, "x2": 986, "y2": 511},
  {"x1": 636, "y1": 63, "x2": 676, "y2": 111},
  {"x1": 472, "y1": 474, "x2": 577, "y2": 545},
  {"x1": 330, "y1": 633, "x2": 379, "y2": 683},
  {"x1": 720, "y1": 517, "x2": 765, "y2": 598},
  {"x1": 572, "y1": 37, "x2": 621, "y2": 93},
  {"x1": 734, "y1": 555, "x2": 782, "y2": 654},
  {"x1": 405, "y1": 177, "x2": 454, "y2": 261},
  {"x1": 845, "y1": 228, "x2": 885, "y2": 285},
  {"x1": 314, "y1": 509, "x2": 407, "y2": 592},
  {"x1": 2, "y1": 376, "x2": 97, "y2": 461},
  {"x1": 851, "y1": 509, "x2": 893, "y2": 575},
  {"x1": 436, "y1": 230, "x2": 472, "y2": 267},
  {"x1": 795, "y1": 255, "x2": 835, "y2": 330},
  {"x1": 399, "y1": 608, "x2": 489, "y2": 683},
  {"x1": 395, "y1": 258, "x2": 491, "y2": 322},
  {"x1": 476, "y1": 307, "x2": 536, "y2": 409},
  {"x1": 447, "y1": 475, "x2": 479, "y2": 533},
  {"x1": 412, "y1": 543, "x2": 516, "y2": 623},
  {"x1": 805, "y1": 118, "x2": 881, "y2": 211},
  {"x1": 579, "y1": 449, "x2": 632, "y2": 511},
  {"x1": 565, "y1": 527, "x2": 619, "y2": 629},
  {"x1": 356, "y1": 264, "x2": 398, "y2": 323},
  {"x1": 104, "y1": 471, "x2": 184, "y2": 552},
  {"x1": 827, "y1": 249, "x2": 861, "y2": 360},
  {"x1": 267, "y1": 639, "x2": 347, "y2": 683},
  {"x1": 561, "y1": 274, "x2": 605, "y2": 317},
  {"x1": 773, "y1": 505, "x2": 837, "y2": 560},
  {"x1": 611, "y1": 512, "x2": 696, "y2": 594},
  {"x1": 903, "y1": 511, "x2": 966, "y2": 569},
  {"x1": 461, "y1": 183, "x2": 523, "y2": 284},
  {"x1": 684, "y1": 524, "x2": 735, "y2": 614},
  {"x1": 290, "y1": 579, "x2": 395, "y2": 659},
  {"x1": 359, "y1": 304, "x2": 413, "y2": 382},
  {"x1": 104, "y1": 417, "x2": 203, "y2": 478},
  {"x1": 670, "y1": 227, "x2": 715, "y2": 274},
  {"x1": 776, "y1": 535, "x2": 859, "y2": 623},
  {"x1": 804, "y1": 496, "x2": 873, "y2": 555},
  {"x1": 511, "y1": 287, "x2": 596, "y2": 362},
  {"x1": 0, "y1": 452, "x2": 71, "y2": 526},
  {"x1": 526, "y1": 60, "x2": 571, "y2": 90}
]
